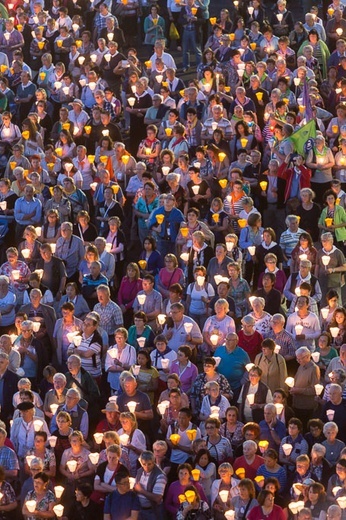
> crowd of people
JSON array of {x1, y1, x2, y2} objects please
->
[{"x1": 1, "y1": 0, "x2": 346, "y2": 519}]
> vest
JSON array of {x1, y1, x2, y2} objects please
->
[
  {"x1": 289, "y1": 272, "x2": 318, "y2": 298},
  {"x1": 239, "y1": 380, "x2": 268, "y2": 423},
  {"x1": 57, "y1": 403, "x2": 85, "y2": 431},
  {"x1": 136, "y1": 464, "x2": 165, "y2": 509}
]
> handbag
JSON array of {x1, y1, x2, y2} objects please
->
[{"x1": 169, "y1": 22, "x2": 180, "y2": 40}]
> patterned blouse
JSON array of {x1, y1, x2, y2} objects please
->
[
  {"x1": 190, "y1": 373, "x2": 232, "y2": 412},
  {"x1": 249, "y1": 311, "x2": 272, "y2": 337},
  {"x1": 24, "y1": 489, "x2": 56, "y2": 519},
  {"x1": 227, "y1": 277, "x2": 250, "y2": 318},
  {"x1": 219, "y1": 421, "x2": 244, "y2": 449},
  {"x1": 0, "y1": 480, "x2": 16, "y2": 506},
  {"x1": 26, "y1": 448, "x2": 56, "y2": 473}
]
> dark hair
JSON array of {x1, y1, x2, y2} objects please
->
[
  {"x1": 264, "y1": 448, "x2": 278, "y2": 460},
  {"x1": 242, "y1": 422, "x2": 260, "y2": 437},
  {"x1": 257, "y1": 490, "x2": 274, "y2": 506},
  {"x1": 34, "y1": 431, "x2": 48, "y2": 441},
  {"x1": 137, "y1": 348, "x2": 151, "y2": 368},
  {"x1": 264, "y1": 476, "x2": 281, "y2": 491},
  {"x1": 299, "y1": 232, "x2": 313, "y2": 248},
  {"x1": 262, "y1": 338, "x2": 276, "y2": 351},
  {"x1": 194, "y1": 448, "x2": 213, "y2": 467},
  {"x1": 34, "y1": 471, "x2": 50, "y2": 484},
  {"x1": 179, "y1": 407, "x2": 192, "y2": 418},
  {"x1": 247, "y1": 212, "x2": 261, "y2": 227},
  {"x1": 307, "y1": 418, "x2": 324, "y2": 431},
  {"x1": 134, "y1": 310, "x2": 147, "y2": 323},
  {"x1": 75, "y1": 482, "x2": 94, "y2": 498},
  {"x1": 288, "y1": 418, "x2": 303, "y2": 432},
  {"x1": 263, "y1": 227, "x2": 276, "y2": 241},
  {"x1": 178, "y1": 345, "x2": 192, "y2": 360},
  {"x1": 262, "y1": 272, "x2": 276, "y2": 284},
  {"x1": 143, "y1": 236, "x2": 157, "y2": 250},
  {"x1": 178, "y1": 462, "x2": 193, "y2": 475},
  {"x1": 323, "y1": 189, "x2": 337, "y2": 204}
]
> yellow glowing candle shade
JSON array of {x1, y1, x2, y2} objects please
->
[
  {"x1": 186, "y1": 429, "x2": 197, "y2": 441},
  {"x1": 55, "y1": 148, "x2": 62, "y2": 156},
  {"x1": 235, "y1": 468, "x2": 245, "y2": 478},
  {"x1": 38, "y1": 41, "x2": 44, "y2": 49},
  {"x1": 87, "y1": 155, "x2": 95, "y2": 163},
  {"x1": 145, "y1": 60, "x2": 152, "y2": 68},
  {"x1": 255, "y1": 476, "x2": 265, "y2": 483},
  {"x1": 179, "y1": 89, "x2": 185, "y2": 97},
  {"x1": 100, "y1": 155, "x2": 108, "y2": 163},
  {"x1": 212, "y1": 213, "x2": 220, "y2": 222},
  {"x1": 156, "y1": 214, "x2": 165, "y2": 224},
  {"x1": 250, "y1": 42, "x2": 256, "y2": 50},
  {"x1": 256, "y1": 92, "x2": 263, "y2": 101},
  {"x1": 121, "y1": 154, "x2": 130, "y2": 164},
  {"x1": 0, "y1": 65, "x2": 7, "y2": 73},
  {"x1": 10, "y1": 161, "x2": 16, "y2": 169},
  {"x1": 62, "y1": 123, "x2": 70, "y2": 130},
  {"x1": 138, "y1": 260, "x2": 147, "y2": 269},
  {"x1": 325, "y1": 218, "x2": 333, "y2": 227},
  {"x1": 210, "y1": 17, "x2": 217, "y2": 24},
  {"x1": 219, "y1": 179, "x2": 228, "y2": 189},
  {"x1": 22, "y1": 131, "x2": 29, "y2": 140},
  {"x1": 259, "y1": 440, "x2": 269, "y2": 450},
  {"x1": 238, "y1": 219, "x2": 247, "y2": 228},
  {"x1": 170, "y1": 433, "x2": 181, "y2": 445},
  {"x1": 332, "y1": 125, "x2": 339, "y2": 134},
  {"x1": 260, "y1": 181, "x2": 268, "y2": 191},
  {"x1": 240, "y1": 138, "x2": 248, "y2": 147},
  {"x1": 165, "y1": 127, "x2": 173, "y2": 136},
  {"x1": 218, "y1": 152, "x2": 226, "y2": 162},
  {"x1": 39, "y1": 72, "x2": 46, "y2": 80},
  {"x1": 229, "y1": 33, "x2": 235, "y2": 40},
  {"x1": 191, "y1": 469, "x2": 200, "y2": 481},
  {"x1": 180, "y1": 227, "x2": 189, "y2": 237},
  {"x1": 75, "y1": 39, "x2": 82, "y2": 47},
  {"x1": 191, "y1": 7, "x2": 197, "y2": 15},
  {"x1": 84, "y1": 125, "x2": 91, "y2": 134},
  {"x1": 178, "y1": 494, "x2": 186, "y2": 504},
  {"x1": 57, "y1": 39, "x2": 63, "y2": 47},
  {"x1": 185, "y1": 490, "x2": 196, "y2": 503}
]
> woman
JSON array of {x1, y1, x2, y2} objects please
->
[
  {"x1": 138, "y1": 236, "x2": 164, "y2": 277},
  {"x1": 0, "y1": 247, "x2": 31, "y2": 307},
  {"x1": 166, "y1": 172, "x2": 187, "y2": 214},
  {"x1": 239, "y1": 212, "x2": 264, "y2": 286},
  {"x1": 15, "y1": 319, "x2": 48, "y2": 386},
  {"x1": 143, "y1": 5, "x2": 165, "y2": 46},
  {"x1": 296, "y1": 188, "x2": 321, "y2": 243},
  {"x1": 233, "y1": 439, "x2": 264, "y2": 480},
  {"x1": 150, "y1": 335, "x2": 177, "y2": 391},
  {"x1": 127, "y1": 311, "x2": 155, "y2": 351},
  {"x1": 118, "y1": 411, "x2": 146, "y2": 477},
  {"x1": 247, "y1": 489, "x2": 285, "y2": 520},
  {"x1": 24, "y1": 431, "x2": 56, "y2": 478},
  {"x1": 320, "y1": 289, "x2": 340, "y2": 329},
  {"x1": 279, "y1": 418, "x2": 309, "y2": 472},
  {"x1": 130, "y1": 349, "x2": 159, "y2": 405},
  {"x1": 238, "y1": 365, "x2": 272, "y2": 423},
  {"x1": 55, "y1": 129, "x2": 76, "y2": 158},
  {"x1": 203, "y1": 417, "x2": 233, "y2": 465},
  {"x1": 186, "y1": 266, "x2": 215, "y2": 329},
  {"x1": 59, "y1": 431, "x2": 94, "y2": 499},
  {"x1": 177, "y1": 207, "x2": 214, "y2": 255},
  {"x1": 186, "y1": 167, "x2": 211, "y2": 219},
  {"x1": 187, "y1": 230, "x2": 214, "y2": 284},
  {"x1": 248, "y1": 297, "x2": 272, "y2": 336},
  {"x1": 298, "y1": 29, "x2": 330, "y2": 79},
  {"x1": 19, "y1": 117, "x2": 43, "y2": 157},
  {"x1": 315, "y1": 332, "x2": 338, "y2": 376},
  {"x1": 231, "y1": 478, "x2": 259, "y2": 520},
  {"x1": 78, "y1": 245, "x2": 102, "y2": 284},
  {"x1": 256, "y1": 450, "x2": 287, "y2": 494},
  {"x1": 169, "y1": 345, "x2": 198, "y2": 395},
  {"x1": 73, "y1": 210, "x2": 98, "y2": 245},
  {"x1": 199, "y1": 381, "x2": 231, "y2": 431},
  {"x1": 257, "y1": 253, "x2": 287, "y2": 294},
  {"x1": 224, "y1": 180, "x2": 248, "y2": 233},
  {"x1": 305, "y1": 483, "x2": 328, "y2": 520},
  {"x1": 290, "y1": 231, "x2": 318, "y2": 274},
  {"x1": 11, "y1": 166, "x2": 29, "y2": 197},
  {"x1": 0, "y1": 275, "x2": 16, "y2": 333},
  {"x1": 176, "y1": 484, "x2": 212, "y2": 520},
  {"x1": 322, "y1": 422, "x2": 345, "y2": 466},
  {"x1": 204, "y1": 197, "x2": 229, "y2": 243},
  {"x1": 165, "y1": 463, "x2": 207, "y2": 518},
  {"x1": 318, "y1": 190, "x2": 346, "y2": 252},
  {"x1": 168, "y1": 123, "x2": 189, "y2": 161},
  {"x1": 22, "y1": 472, "x2": 56, "y2": 519},
  {"x1": 327, "y1": 307, "x2": 346, "y2": 349},
  {"x1": 117, "y1": 263, "x2": 143, "y2": 329},
  {"x1": 238, "y1": 315, "x2": 263, "y2": 362},
  {"x1": 53, "y1": 301, "x2": 83, "y2": 370},
  {"x1": 44, "y1": 185, "x2": 71, "y2": 223},
  {"x1": 306, "y1": 135, "x2": 335, "y2": 204},
  {"x1": 18, "y1": 226, "x2": 42, "y2": 271},
  {"x1": 255, "y1": 228, "x2": 284, "y2": 277},
  {"x1": 0, "y1": 465, "x2": 17, "y2": 518},
  {"x1": 58, "y1": 282, "x2": 89, "y2": 320},
  {"x1": 0, "y1": 111, "x2": 21, "y2": 144},
  {"x1": 105, "y1": 328, "x2": 136, "y2": 396},
  {"x1": 40, "y1": 209, "x2": 61, "y2": 244},
  {"x1": 137, "y1": 124, "x2": 161, "y2": 172},
  {"x1": 219, "y1": 406, "x2": 244, "y2": 451},
  {"x1": 190, "y1": 357, "x2": 232, "y2": 419},
  {"x1": 227, "y1": 262, "x2": 251, "y2": 319},
  {"x1": 231, "y1": 121, "x2": 258, "y2": 160},
  {"x1": 93, "y1": 444, "x2": 128, "y2": 506},
  {"x1": 96, "y1": 186, "x2": 123, "y2": 236},
  {"x1": 104, "y1": 216, "x2": 125, "y2": 286},
  {"x1": 211, "y1": 463, "x2": 240, "y2": 520},
  {"x1": 157, "y1": 254, "x2": 184, "y2": 299}
]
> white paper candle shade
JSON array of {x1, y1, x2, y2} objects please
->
[
  {"x1": 108, "y1": 349, "x2": 118, "y2": 359},
  {"x1": 21, "y1": 248, "x2": 30, "y2": 259},
  {"x1": 333, "y1": 486, "x2": 342, "y2": 496},
  {"x1": 214, "y1": 357, "x2": 221, "y2": 367},
  {"x1": 196, "y1": 275, "x2": 205, "y2": 286},
  {"x1": 137, "y1": 294, "x2": 146, "y2": 305},
  {"x1": 128, "y1": 97, "x2": 136, "y2": 107},
  {"x1": 109, "y1": 396, "x2": 118, "y2": 403},
  {"x1": 0, "y1": 201, "x2": 7, "y2": 210},
  {"x1": 247, "y1": 6, "x2": 254, "y2": 14},
  {"x1": 330, "y1": 327, "x2": 340, "y2": 338},
  {"x1": 107, "y1": 32, "x2": 114, "y2": 40},
  {"x1": 162, "y1": 166, "x2": 170, "y2": 176},
  {"x1": 214, "y1": 275, "x2": 223, "y2": 285},
  {"x1": 80, "y1": 78, "x2": 87, "y2": 86},
  {"x1": 129, "y1": 477, "x2": 136, "y2": 489},
  {"x1": 285, "y1": 377, "x2": 295, "y2": 388},
  {"x1": 65, "y1": 163, "x2": 73, "y2": 173},
  {"x1": 50, "y1": 404, "x2": 59, "y2": 415},
  {"x1": 119, "y1": 433, "x2": 129, "y2": 445},
  {"x1": 47, "y1": 430, "x2": 59, "y2": 449},
  {"x1": 104, "y1": 53, "x2": 111, "y2": 62},
  {"x1": 282, "y1": 443, "x2": 293, "y2": 456},
  {"x1": 245, "y1": 363, "x2": 255, "y2": 372},
  {"x1": 32, "y1": 322, "x2": 41, "y2": 333},
  {"x1": 321, "y1": 308, "x2": 329, "y2": 319},
  {"x1": 295, "y1": 287, "x2": 301, "y2": 297},
  {"x1": 226, "y1": 242, "x2": 234, "y2": 252},
  {"x1": 293, "y1": 78, "x2": 301, "y2": 86},
  {"x1": 219, "y1": 490, "x2": 229, "y2": 503},
  {"x1": 93, "y1": 432, "x2": 104, "y2": 444},
  {"x1": 66, "y1": 460, "x2": 77, "y2": 472},
  {"x1": 275, "y1": 403, "x2": 284, "y2": 414},
  {"x1": 210, "y1": 334, "x2": 219, "y2": 346},
  {"x1": 276, "y1": 13, "x2": 283, "y2": 21},
  {"x1": 54, "y1": 486, "x2": 64, "y2": 499},
  {"x1": 312, "y1": 352, "x2": 320, "y2": 363},
  {"x1": 26, "y1": 455, "x2": 35, "y2": 466},
  {"x1": 296, "y1": 501, "x2": 305, "y2": 512},
  {"x1": 88, "y1": 82, "x2": 96, "y2": 91},
  {"x1": 247, "y1": 394, "x2": 255, "y2": 405},
  {"x1": 105, "y1": 243, "x2": 112, "y2": 253},
  {"x1": 161, "y1": 359, "x2": 170, "y2": 369},
  {"x1": 131, "y1": 85, "x2": 137, "y2": 93},
  {"x1": 192, "y1": 185, "x2": 200, "y2": 195},
  {"x1": 33, "y1": 419, "x2": 43, "y2": 432},
  {"x1": 157, "y1": 314, "x2": 166, "y2": 325},
  {"x1": 132, "y1": 365, "x2": 141, "y2": 376},
  {"x1": 314, "y1": 384, "x2": 324, "y2": 396},
  {"x1": 26, "y1": 500, "x2": 37, "y2": 513},
  {"x1": 11, "y1": 269, "x2": 20, "y2": 280},
  {"x1": 327, "y1": 409, "x2": 335, "y2": 420},
  {"x1": 288, "y1": 502, "x2": 299, "y2": 514},
  {"x1": 321, "y1": 255, "x2": 331, "y2": 266},
  {"x1": 73, "y1": 336, "x2": 82, "y2": 347},
  {"x1": 224, "y1": 511, "x2": 235, "y2": 520},
  {"x1": 9, "y1": 334, "x2": 17, "y2": 344},
  {"x1": 337, "y1": 496, "x2": 346, "y2": 509},
  {"x1": 88, "y1": 452, "x2": 100, "y2": 465},
  {"x1": 248, "y1": 246, "x2": 256, "y2": 256},
  {"x1": 184, "y1": 322, "x2": 193, "y2": 334},
  {"x1": 274, "y1": 345, "x2": 281, "y2": 354},
  {"x1": 180, "y1": 253, "x2": 189, "y2": 262},
  {"x1": 137, "y1": 337, "x2": 146, "y2": 348},
  {"x1": 127, "y1": 401, "x2": 137, "y2": 413},
  {"x1": 50, "y1": 244, "x2": 56, "y2": 253},
  {"x1": 210, "y1": 406, "x2": 220, "y2": 417},
  {"x1": 53, "y1": 504, "x2": 64, "y2": 517},
  {"x1": 295, "y1": 324, "x2": 303, "y2": 335},
  {"x1": 157, "y1": 400, "x2": 169, "y2": 415},
  {"x1": 249, "y1": 296, "x2": 256, "y2": 306},
  {"x1": 66, "y1": 332, "x2": 78, "y2": 343}
]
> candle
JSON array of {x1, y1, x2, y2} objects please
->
[
  {"x1": 314, "y1": 383, "x2": 324, "y2": 395},
  {"x1": 127, "y1": 401, "x2": 137, "y2": 413},
  {"x1": 66, "y1": 460, "x2": 77, "y2": 472},
  {"x1": 282, "y1": 443, "x2": 293, "y2": 456},
  {"x1": 53, "y1": 505, "x2": 64, "y2": 517},
  {"x1": 157, "y1": 400, "x2": 170, "y2": 415},
  {"x1": 54, "y1": 486, "x2": 64, "y2": 499},
  {"x1": 93, "y1": 432, "x2": 104, "y2": 444},
  {"x1": 137, "y1": 294, "x2": 146, "y2": 305},
  {"x1": 184, "y1": 322, "x2": 193, "y2": 333},
  {"x1": 285, "y1": 377, "x2": 295, "y2": 388}
]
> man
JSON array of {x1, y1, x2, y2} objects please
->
[
  {"x1": 279, "y1": 215, "x2": 304, "y2": 273},
  {"x1": 255, "y1": 272, "x2": 282, "y2": 315},
  {"x1": 94, "y1": 285, "x2": 123, "y2": 345},
  {"x1": 303, "y1": 15, "x2": 326, "y2": 41},
  {"x1": 283, "y1": 259, "x2": 322, "y2": 307},
  {"x1": 259, "y1": 403, "x2": 286, "y2": 452},
  {"x1": 36, "y1": 244, "x2": 66, "y2": 302},
  {"x1": 43, "y1": 372, "x2": 68, "y2": 421},
  {"x1": 0, "y1": 426, "x2": 19, "y2": 480},
  {"x1": 14, "y1": 184, "x2": 42, "y2": 242},
  {"x1": 201, "y1": 104, "x2": 232, "y2": 143},
  {"x1": 149, "y1": 41, "x2": 176, "y2": 71},
  {"x1": 68, "y1": 314, "x2": 103, "y2": 381},
  {"x1": 117, "y1": 374, "x2": 153, "y2": 439},
  {"x1": 328, "y1": 38, "x2": 346, "y2": 67},
  {"x1": 229, "y1": 87, "x2": 256, "y2": 115},
  {"x1": 0, "y1": 335, "x2": 20, "y2": 373},
  {"x1": 213, "y1": 333, "x2": 250, "y2": 403},
  {"x1": 95, "y1": 401, "x2": 120, "y2": 433},
  {"x1": 0, "y1": 352, "x2": 19, "y2": 426},
  {"x1": 285, "y1": 295, "x2": 321, "y2": 351},
  {"x1": 315, "y1": 232, "x2": 346, "y2": 305},
  {"x1": 10, "y1": 401, "x2": 49, "y2": 460},
  {"x1": 290, "y1": 346, "x2": 320, "y2": 427},
  {"x1": 20, "y1": 288, "x2": 56, "y2": 359},
  {"x1": 179, "y1": 86, "x2": 205, "y2": 122},
  {"x1": 246, "y1": 75, "x2": 270, "y2": 128},
  {"x1": 94, "y1": 237, "x2": 115, "y2": 281},
  {"x1": 49, "y1": 386, "x2": 89, "y2": 439},
  {"x1": 56, "y1": 222, "x2": 85, "y2": 284},
  {"x1": 99, "y1": 41, "x2": 125, "y2": 98},
  {"x1": 133, "y1": 274, "x2": 162, "y2": 330},
  {"x1": 321, "y1": 384, "x2": 346, "y2": 443},
  {"x1": 93, "y1": 109, "x2": 122, "y2": 144},
  {"x1": 82, "y1": 261, "x2": 109, "y2": 310},
  {"x1": 166, "y1": 408, "x2": 201, "y2": 465},
  {"x1": 309, "y1": 443, "x2": 332, "y2": 490},
  {"x1": 267, "y1": 313, "x2": 296, "y2": 366},
  {"x1": 104, "y1": 472, "x2": 140, "y2": 520},
  {"x1": 147, "y1": 194, "x2": 185, "y2": 256},
  {"x1": 134, "y1": 181, "x2": 159, "y2": 244},
  {"x1": 162, "y1": 302, "x2": 202, "y2": 354},
  {"x1": 144, "y1": 95, "x2": 169, "y2": 126},
  {"x1": 134, "y1": 451, "x2": 167, "y2": 519},
  {"x1": 65, "y1": 354, "x2": 100, "y2": 422}
]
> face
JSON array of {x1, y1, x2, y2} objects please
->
[
  {"x1": 264, "y1": 408, "x2": 275, "y2": 423},
  {"x1": 33, "y1": 478, "x2": 46, "y2": 494},
  {"x1": 178, "y1": 468, "x2": 190, "y2": 481},
  {"x1": 67, "y1": 360, "x2": 80, "y2": 377}
]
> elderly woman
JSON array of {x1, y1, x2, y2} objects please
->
[
  {"x1": 22, "y1": 472, "x2": 55, "y2": 519},
  {"x1": 238, "y1": 315, "x2": 263, "y2": 362},
  {"x1": 254, "y1": 338, "x2": 288, "y2": 393},
  {"x1": 191, "y1": 357, "x2": 232, "y2": 418},
  {"x1": 318, "y1": 190, "x2": 346, "y2": 253},
  {"x1": 43, "y1": 372, "x2": 67, "y2": 420},
  {"x1": 211, "y1": 463, "x2": 240, "y2": 518},
  {"x1": 0, "y1": 247, "x2": 31, "y2": 307},
  {"x1": 248, "y1": 297, "x2": 272, "y2": 337},
  {"x1": 199, "y1": 382, "x2": 231, "y2": 431},
  {"x1": 238, "y1": 365, "x2": 272, "y2": 423},
  {"x1": 239, "y1": 213, "x2": 264, "y2": 286},
  {"x1": 14, "y1": 319, "x2": 48, "y2": 387},
  {"x1": 279, "y1": 215, "x2": 304, "y2": 274},
  {"x1": 52, "y1": 302, "x2": 83, "y2": 371},
  {"x1": 315, "y1": 232, "x2": 346, "y2": 305},
  {"x1": 227, "y1": 262, "x2": 251, "y2": 320},
  {"x1": 296, "y1": 188, "x2": 321, "y2": 242},
  {"x1": 44, "y1": 185, "x2": 71, "y2": 223},
  {"x1": 24, "y1": 431, "x2": 56, "y2": 478},
  {"x1": 0, "y1": 276, "x2": 16, "y2": 333},
  {"x1": 305, "y1": 135, "x2": 335, "y2": 204},
  {"x1": 322, "y1": 421, "x2": 345, "y2": 466},
  {"x1": 73, "y1": 210, "x2": 98, "y2": 245},
  {"x1": 203, "y1": 298, "x2": 236, "y2": 354},
  {"x1": 18, "y1": 226, "x2": 41, "y2": 271},
  {"x1": 105, "y1": 328, "x2": 136, "y2": 396},
  {"x1": 58, "y1": 282, "x2": 90, "y2": 320},
  {"x1": 187, "y1": 230, "x2": 214, "y2": 284},
  {"x1": 203, "y1": 417, "x2": 233, "y2": 464},
  {"x1": 257, "y1": 253, "x2": 287, "y2": 294},
  {"x1": 169, "y1": 345, "x2": 198, "y2": 395},
  {"x1": 219, "y1": 406, "x2": 244, "y2": 451}
]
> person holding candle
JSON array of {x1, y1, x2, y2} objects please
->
[
  {"x1": 22, "y1": 472, "x2": 56, "y2": 520},
  {"x1": 10, "y1": 400, "x2": 50, "y2": 461},
  {"x1": 130, "y1": 349, "x2": 159, "y2": 405},
  {"x1": 327, "y1": 308, "x2": 346, "y2": 349},
  {"x1": 318, "y1": 190, "x2": 346, "y2": 253},
  {"x1": 315, "y1": 232, "x2": 346, "y2": 305},
  {"x1": 247, "y1": 489, "x2": 285, "y2": 520},
  {"x1": 322, "y1": 422, "x2": 345, "y2": 466},
  {"x1": 92, "y1": 443, "x2": 129, "y2": 505},
  {"x1": 247, "y1": 297, "x2": 272, "y2": 337},
  {"x1": 105, "y1": 329, "x2": 137, "y2": 396},
  {"x1": 279, "y1": 418, "x2": 309, "y2": 473},
  {"x1": 24, "y1": 431, "x2": 56, "y2": 479},
  {"x1": 210, "y1": 462, "x2": 241, "y2": 518},
  {"x1": 169, "y1": 345, "x2": 198, "y2": 396},
  {"x1": 285, "y1": 295, "x2": 321, "y2": 351},
  {"x1": 290, "y1": 232, "x2": 317, "y2": 275},
  {"x1": 238, "y1": 366, "x2": 272, "y2": 424},
  {"x1": 18, "y1": 226, "x2": 41, "y2": 271},
  {"x1": 117, "y1": 411, "x2": 146, "y2": 477}
]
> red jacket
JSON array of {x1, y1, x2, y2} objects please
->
[{"x1": 277, "y1": 162, "x2": 311, "y2": 202}]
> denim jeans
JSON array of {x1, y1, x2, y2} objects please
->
[{"x1": 182, "y1": 28, "x2": 202, "y2": 68}]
